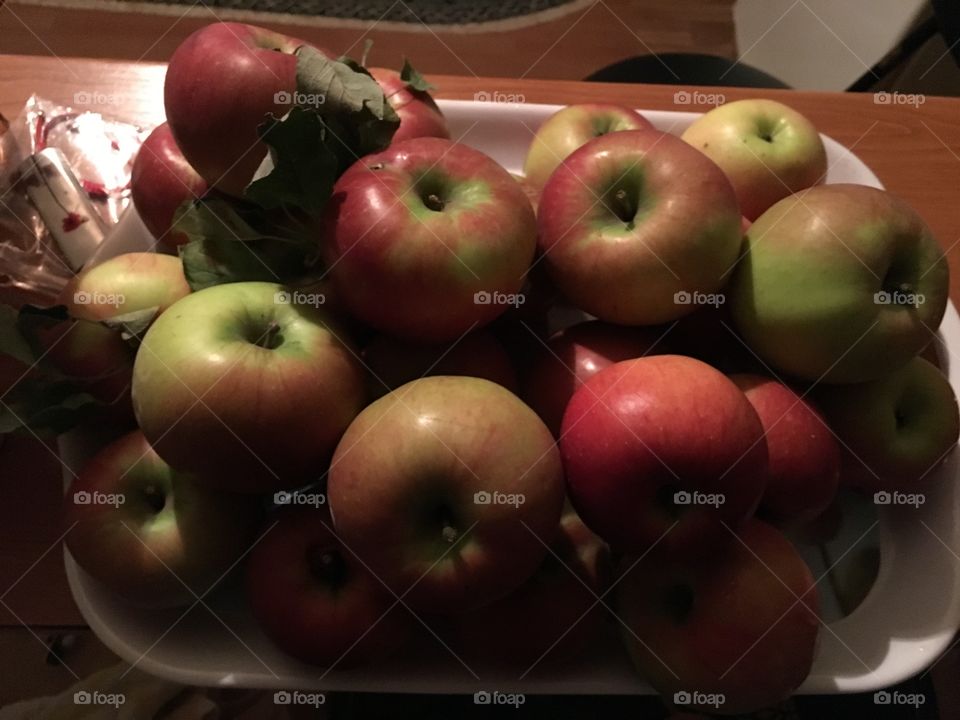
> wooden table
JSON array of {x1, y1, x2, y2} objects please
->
[{"x1": 2, "y1": 54, "x2": 960, "y2": 708}]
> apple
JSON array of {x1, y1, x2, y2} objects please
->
[
  {"x1": 617, "y1": 519, "x2": 819, "y2": 715},
  {"x1": 369, "y1": 67, "x2": 450, "y2": 143},
  {"x1": 246, "y1": 506, "x2": 410, "y2": 667},
  {"x1": 38, "y1": 253, "x2": 191, "y2": 411},
  {"x1": 523, "y1": 320, "x2": 667, "y2": 437},
  {"x1": 132, "y1": 281, "x2": 366, "y2": 492},
  {"x1": 363, "y1": 330, "x2": 517, "y2": 398},
  {"x1": 441, "y1": 510, "x2": 610, "y2": 671},
  {"x1": 64, "y1": 430, "x2": 262, "y2": 607},
  {"x1": 560, "y1": 355, "x2": 767, "y2": 557},
  {"x1": 730, "y1": 374, "x2": 840, "y2": 527},
  {"x1": 327, "y1": 376, "x2": 565, "y2": 613},
  {"x1": 681, "y1": 99, "x2": 827, "y2": 220},
  {"x1": 815, "y1": 356, "x2": 959, "y2": 491},
  {"x1": 730, "y1": 184, "x2": 950, "y2": 383},
  {"x1": 523, "y1": 104, "x2": 654, "y2": 189},
  {"x1": 164, "y1": 22, "x2": 321, "y2": 196},
  {"x1": 537, "y1": 130, "x2": 742, "y2": 325},
  {"x1": 131, "y1": 122, "x2": 208, "y2": 249},
  {"x1": 322, "y1": 137, "x2": 537, "y2": 342}
]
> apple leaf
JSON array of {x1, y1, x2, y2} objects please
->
[
  {"x1": 100, "y1": 307, "x2": 158, "y2": 345},
  {"x1": 179, "y1": 235, "x2": 309, "y2": 292},
  {"x1": 0, "y1": 378, "x2": 98, "y2": 436},
  {"x1": 0, "y1": 304, "x2": 37, "y2": 366},
  {"x1": 400, "y1": 59, "x2": 434, "y2": 92}
]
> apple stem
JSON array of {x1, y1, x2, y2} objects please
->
[
  {"x1": 441, "y1": 524, "x2": 459, "y2": 544},
  {"x1": 257, "y1": 320, "x2": 283, "y2": 350},
  {"x1": 424, "y1": 193, "x2": 446, "y2": 212},
  {"x1": 609, "y1": 188, "x2": 636, "y2": 229}
]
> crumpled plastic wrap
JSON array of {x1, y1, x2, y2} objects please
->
[{"x1": 0, "y1": 96, "x2": 146, "y2": 305}]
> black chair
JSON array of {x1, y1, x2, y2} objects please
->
[{"x1": 585, "y1": 51, "x2": 789, "y2": 88}]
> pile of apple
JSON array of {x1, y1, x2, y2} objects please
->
[{"x1": 43, "y1": 21, "x2": 960, "y2": 716}]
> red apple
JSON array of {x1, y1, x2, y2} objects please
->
[
  {"x1": 442, "y1": 510, "x2": 610, "y2": 672},
  {"x1": 327, "y1": 376, "x2": 565, "y2": 613},
  {"x1": 323, "y1": 138, "x2": 537, "y2": 342},
  {"x1": 560, "y1": 355, "x2": 767, "y2": 557},
  {"x1": 730, "y1": 373, "x2": 840, "y2": 527},
  {"x1": 132, "y1": 281, "x2": 366, "y2": 492},
  {"x1": 369, "y1": 67, "x2": 449, "y2": 143},
  {"x1": 362, "y1": 330, "x2": 517, "y2": 398},
  {"x1": 538, "y1": 130, "x2": 742, "y2": 325},
  {"x1": 164, "y1": 22, "x2": 322, "y2": 196},
  {"x1": 64, "y1": 430, "x2": 262, "y2": 607},
  {"x1": 246, "y1": 506, "x2": 410, "y2": 667},
  {"x1": 131, "y1": 122, "x2": 208, "y2": 249},
  {"x1": 523, "y1": 320, "x2": 667, "y2": 437},
  {"x1": 523, "y1": 103, "x2": 654, "y2": 189},
  {"x1": 618, "y1": 519, "x2": 820, "y2": 715}
]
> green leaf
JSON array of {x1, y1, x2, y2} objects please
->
[
  {"x1": 245, "y1": 109, "x2": 340, "y2": 214},
  {"x1": 179, "y1": 236, "x2": 308, "y2": 292},
  {"x1": 0, "y1": 378, "x2": 99, "y2": 436},
  {"x1": 172, "y1": 198, "x2": 265, "y2": 245},
  {"x1": 100, "y1": 307, "x2": 159, "y2": 345},
  {"x1": 298, "y1": 46, "x2": 397, "y2": 123},
  {"x1": 400, "y1": 58, "x2": 434, "y2": 92},
  {"x1": 0, "y1": 304, "x2": 37, "y2": 366}
]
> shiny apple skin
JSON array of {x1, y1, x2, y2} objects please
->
[
  {"x1": 327, "y1": 376, "x2": 565, "y2": 614},
  {"x1": 323, "y1": 137, "x2": 537, "y2": 342},
  {"x1": 731, "y1": 373, "x2": 840, "y2": 527},
  {"x1": 523, "y1": 320, "x2": 667, "y2": 437},
  {"x1": 560, "y1": 355, "x2": 767, "y2": 557},
  {"x1": 131, "y1": 122, "x2": 208, "y2": 248},
  {"x1": 617, "y1": 519, "x2": 820, "y2": 715},
  {"x1": 64, "y1": 430, "x2": 263, "y2": 607},
  {"x1": 369, "y1": 67, "x2": 450, "y2": 143},
  {"x1": 537, "y1": 130, "x2": 742, "y2": 326},
  {"x1": 132, "y1": 281, "x2": 366, "y2": 492},
  {"x1": 164, "y1": 22, "x2": 321, "y2": 196},
  {"x1": 523, "y1": 103, "x2": 654, "y2": 189},
  {"x1": 246, "y1": 507, "x2": 410, "y2": 667}
]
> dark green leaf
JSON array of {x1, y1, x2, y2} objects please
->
[
  {"x1": 100, "y1": 307, "x2": 159, "y2": 345},
  {"x1": 0, "y1": 378, "x2": 98, "y2": 435},
  {"x1": 297, "y1": 46, "x2": 397, "y2": 122},
  {"x1": 172, "y1": 198, "x2": 265, "y2": 245},
  {"x1": 400, "y1": 58, "x2": 434, "y2": 92},
  {"x1": 179, "y1": 236, "x2": 308, "y2": 293},
  {"x1": 0, "y1": 304, "x2": 37, "y2": 366}
]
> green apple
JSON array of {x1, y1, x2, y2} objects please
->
[
  {"x1": 523, "y1": 103, "x2": 654, "y2": 189},
  {"x1": 731, "y1": 184, "x2": 949, "y2": 383},
  {"x1": 132, "y1": 281, "x2": 366, "y2": 492},
  {"x1": 64, "y1": 430, "x2": 262, "y2": 607},
  {"x1": 681, "y1": 99, "x2": 827, "y2": 220},
  {"x1": 815, "y1": 356, "x2": 959, "y2": 491}
]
